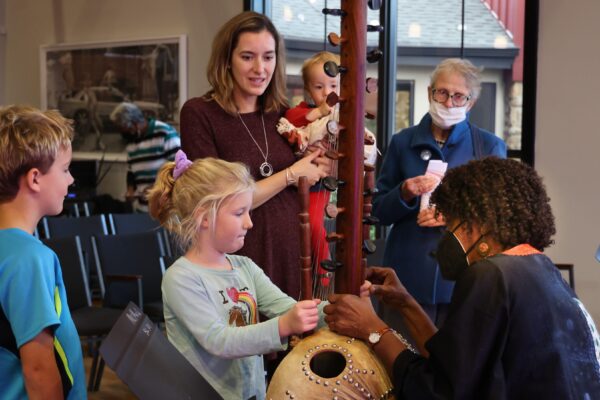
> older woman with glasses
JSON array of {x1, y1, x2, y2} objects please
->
[
  {"x1": 372, "y1": 58, "x2": 507, "y2": 341},
  {"x1": 325, "y1": 157, "x2": 600, "y2": 399}
]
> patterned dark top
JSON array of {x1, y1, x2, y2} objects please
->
[{"x1": 393, "y1": 245, "x2": 600, "y2": 399}]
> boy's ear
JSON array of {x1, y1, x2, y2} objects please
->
[{"x1": 24, "y1": 168, "x2": 43, "y2": 193}]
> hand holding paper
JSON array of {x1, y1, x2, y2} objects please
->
[
  {"x1": 401, "y1": 175, "x2": 440, "y2": 202},
  {"x1": 419, "y1": 160, "x2": 448, "y2": 211}
]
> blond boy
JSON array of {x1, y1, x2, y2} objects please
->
[{"x1": 0, "y1": 106, "x2": 86, "y2": 399}]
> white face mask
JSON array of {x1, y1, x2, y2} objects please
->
[{"x1": 429, "y1": 101, "x2": 468, "y2": 129}]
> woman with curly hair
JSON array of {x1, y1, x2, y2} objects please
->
[{"x1": 324, "y1": 157, "x2": 600, "y2": 399}]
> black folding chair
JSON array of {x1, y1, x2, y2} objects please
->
[
  {"x1": 42, "y1": 236, "x2": 122, "y2": 392},
  {"x1": 108, "y1": 212, "x2": 172, "y2": 257},
  {"x1": 556, "y1": 263, "x2": 575, "y2": 291},
  {"x1": 164, "y1": 229, "x2": 184, "y2": 260},
  {"x1": 64, "y1": 201, "x2": 91, "y2": 217},
  {"x1": 92, "y1": 231, "x2": 166, "y2": 323},
  {"x1": 108, "y1": 212, "x2": 160, "y2": 235},
  {"x1": 43, "y1": 215, "x2": 110, "y2": 297}
]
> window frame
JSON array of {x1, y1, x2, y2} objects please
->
[{"x1": 247, "y1": 0, "x2": 538, "y2": 165}]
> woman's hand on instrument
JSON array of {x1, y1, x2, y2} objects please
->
[
  {"x1": 291, "y1": 150, "x2": 329, "y2": 186},
  {"x1": 401, "y1": 175, "x2": 439, "y2": 202},
  {"x1": 366, "y1": 267, "x2": 413, "y2": 310},
  {"x1": 324, "y1": 294, "x2": 383, "y2": 340},
  {"x1": 279, "y1": 299, "x2": 321, "y2": 337},
  {"x1": 306, "y1": 140, "x2": 328, "y2": 154},
  {"x1": 359, "y1": 280, "x2": 372, "y2": 298},
  {"x1": 305, "y1": 141, "x2": 333, "y2": 175},
  {"x1": 417, "y1": 207, "x2": 446, "y2": 227}
]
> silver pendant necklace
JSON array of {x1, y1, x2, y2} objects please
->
[{"x1": 237, "y1": 111, "x2": 273, "y2": 177}]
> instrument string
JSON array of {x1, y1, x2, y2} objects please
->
[{"x1": 312, "y1": 100, "x2": 340, "y2": 300}]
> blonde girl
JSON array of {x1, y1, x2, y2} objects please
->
[{"x1": 147, "y1": 150, "x2": 321, "y2": 400}]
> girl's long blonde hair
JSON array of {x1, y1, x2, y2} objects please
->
[{"x1": 147, "y1": 157, "x2": 255, "y2": 253}]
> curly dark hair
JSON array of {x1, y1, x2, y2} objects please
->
[{"x1": 430, "y1": 157, "x2": 555, "y2": 251}]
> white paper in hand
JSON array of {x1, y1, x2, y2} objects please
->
[{"x1": 420, "y1": 160, "x2": 448, "y2": 211}]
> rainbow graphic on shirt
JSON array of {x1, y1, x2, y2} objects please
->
[{"x1": 226, "y1": 287, "x2": 257, "y2": 325}]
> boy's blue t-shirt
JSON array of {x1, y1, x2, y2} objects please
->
[{"x1": 0, "y1": 228, "x2": 86, "y2": 399}]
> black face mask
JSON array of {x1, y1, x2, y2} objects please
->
[{"x1": 435, "y1": 222, "x2": 483, "y2": 281}]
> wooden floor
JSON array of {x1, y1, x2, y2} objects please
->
[{"x1": 85, "y1": 355, "x2": 137, "y2": 399}]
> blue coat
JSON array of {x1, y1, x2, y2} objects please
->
[{"x1": 372, "y1": 113, "x2": 507, "y2": 304}]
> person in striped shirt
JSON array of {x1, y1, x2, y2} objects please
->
[{"x1": 110, "y1": 102, "x2": 181, "y2": 212}]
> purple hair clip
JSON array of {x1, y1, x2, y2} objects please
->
[{"x1": 173, "y1": 150, "x2": 193, "y2": 180}]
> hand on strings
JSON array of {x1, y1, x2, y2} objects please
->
[
  {"x1": 366, "y1": 267, "x2": 413, "y2": 311},
  {"x1": 292, "y1": 151, "x2": 328, "y2": 186},
  {"x1": 359, "y1": 280, "x2": 372, "y2": 298},
  {"x1": 315, "y1": 154, "x2": 333, "y2": 175},
  {"x1": 306, "y1": 139, "x2": 330, "y2": 155},
  {"x1": 323, "y1": 294, "x2": 383, "y2": 340},
  {"x1": 400, "y1": 175, "x2": 439, "y2": 202},
  {"x1": 279, "y1": 299, "x2": 321, "y2": 337},
  {"x1": 306, "y1": 140, "x2": 333, "y2": 174},
  {"x1": 417, "y1": 206, "x2": 446, "y2": 227}
]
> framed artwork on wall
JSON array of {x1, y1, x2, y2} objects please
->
[{"x1": 40, "y1": 35, "x2": 187, "y2": 160}]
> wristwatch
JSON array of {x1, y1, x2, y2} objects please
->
[{"x1": 368, "y1": 327, "x2": 394, "y2": 346}]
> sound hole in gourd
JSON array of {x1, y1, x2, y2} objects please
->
[{"x1": 310, "y1": 351, "x2": 347, "y2": 378}]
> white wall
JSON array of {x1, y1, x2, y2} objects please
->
[
  {"x1": 4, "y1": 0, "x2": 242, "y2": 199},
  {"x1": 536, "y1": 0, "x2": 600, "y2": 323},
  {"x1": 5, "y1": 0, "x2": 242, "y2": 105}
]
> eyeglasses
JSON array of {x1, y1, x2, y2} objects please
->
[{"x1": 432, "y1": 88, "x2": 471, "y2": 107}]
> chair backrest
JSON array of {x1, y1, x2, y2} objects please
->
[
  {"x1": 108, "y1": 213, "x2": 160, "y2": 235},
  {"x1": 44, "y1": 215, "x2": 109, "y2": 294},
  {"x1": 92, "y1": 231, "x2": 165, "y2": 307},
  {"x1": 556, "y1": 263, "x2": 575, "y2": 291},
  {"x1": 44, "y1": 215, "x2": 109, "y2": 260},
  {"x1": 109, "y1": 213, "x2": 172, "y2": 258},
  {"x1": 44, "y1": 214, "x2": 109, "y2": 239},
  {"x1": 164, "y1": 229, "x2": 183, "y2": 260},
  {"x1": 42, "y1": 236, "x2": 91, "y2": 310}
]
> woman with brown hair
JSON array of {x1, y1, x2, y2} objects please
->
[{"x1": 180, "y1": 11, "x2": 328, "y2": 299}]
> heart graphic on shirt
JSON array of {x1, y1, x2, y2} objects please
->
[{"x1": 226, "y1": 287, "x2": 239, "y2": 303}]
